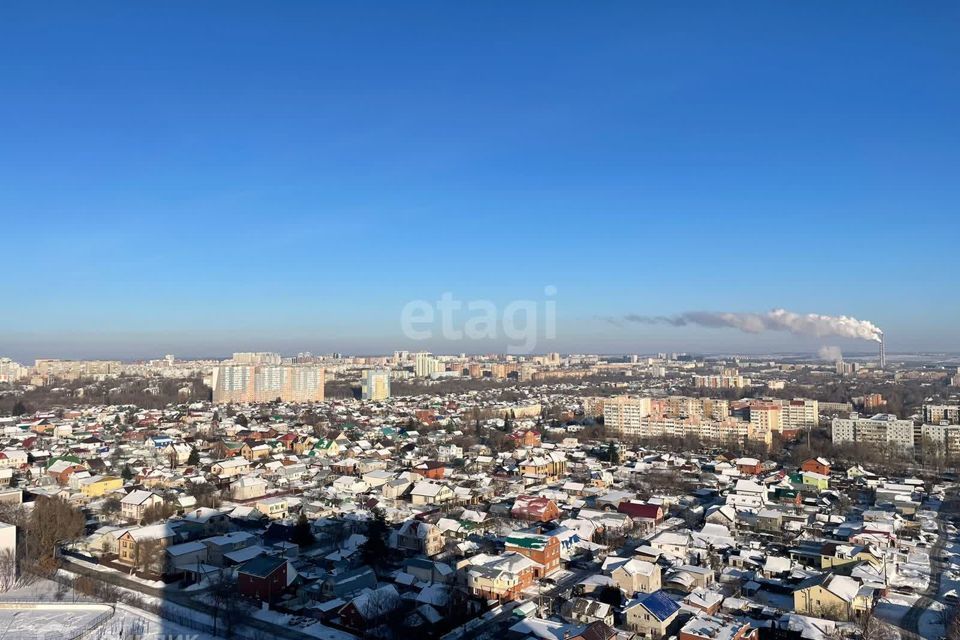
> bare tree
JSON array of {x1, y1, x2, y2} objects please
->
[
  {"x1": 857, "y1": 606, "x2": 898, "y2": 640},
  {"x1": 0, "y1": 549, "x2": 17, "y2": 592},
  {"x1": 134, "y1": 538, "x2": 165, "y2": 576},
  {"x1": 209, "y1": 572, "x2": 246, "y2": 636}
]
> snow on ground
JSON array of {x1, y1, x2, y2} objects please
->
[
  {"x1": 66, "y1": 557, "x2": 168, "y2": 588},
  {"x1": 87, "y1": 605, "x2": 223, "y2": 640},
  {"x1": 751, "y1": 589, "x2": 794, "y2": 612},
  {"x1": 0, "y1": 607, "x2": 110, "y2": 637},
  {"x1": 0, "y1": 578, "x2": 85, "y2": 602},
  {"x1": 876, "y1": 592, "x2": 920, "y2": 627}
]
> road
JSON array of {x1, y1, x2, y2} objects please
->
[{"x1": 900, "y1": 493, "x2": 960, "y2": 640}]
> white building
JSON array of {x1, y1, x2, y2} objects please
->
[{"x1": 832, "y1": 413, "x2": 915, "y2": 451}]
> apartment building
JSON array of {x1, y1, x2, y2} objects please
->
[
  {"x1": 693, "y1": 373, "x2": 750, "y2": 389},
  {"x1": 921, "y1": 423, "x2": 960, "y2": 454},
  {"x1": 749, "y1": 399, "x2": 819, "y2": 433},
  {"x1": 361, "y1": 369, "x2": 391, "y2": 401},
  {"x1": 414, "y1": 352, "x2": 444, "y2": 378},
  {"x1": 924, "y1": 404, "x2": 960, "y2": 425},
  {"x1": 831, "y1": 413, "x2": 915, "y2": 451},
  {"x1": 653, "y1": 397, "x2": 729, "y2": 421},
  {"x1": 231, "y1": 352, "x2": 282, "y2": 365},
  {"x1": 0, "y1": 358, "x2": 27, "y2": 383},
  {"x1": 749, "y1": 403, "x2": 782, "y2": 433},
  {"x1": 212, "y1": 364, "x2": 325, "y2": 403},
  {"x1": 605, "y1": 396, "x2": 770, "y2": 447},
  {"x1": 604, "y1": 396, "x2": 652, "y2": 436}
]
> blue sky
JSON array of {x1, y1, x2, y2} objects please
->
[{"x1": 2, "y1": 2, "x2": 958, "y2": 360}]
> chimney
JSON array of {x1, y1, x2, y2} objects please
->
[{"x1": 879, "y1": 334, "x2": 886, "y2": 370}]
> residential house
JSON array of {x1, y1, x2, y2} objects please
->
[
  {"x1": 410, "y1": 481, "x2": 454, "y2": 506},
  {"x1": 338, "y1": 585, "x2": 401, "y2": 632},
  {"x1": 679, "y1": 613, "x2": 758, "y2": 640},
  {"x1": 231, "y1": 476, "x2": 268, "y2": 500},
  {"x1": 465, "y1": 552, "x2": 536, "y2": 602},
  {"x1": 121, "y1": 490, "x2": 164, "y2": 522},
  {"x1": 80, "y1": 475, "x2": 123, "y2": 498},
  {"x1": 624, "y1": 590, "x2": 681, "y2": 638},
  {"x1": 117, "y1": 524, "x2": 181, "y2": 572},
  {"x1": 504, "y1": 531, "x2": 560, "y2": 578},
  {"x1": 202, "y1": 531, "x2": 258, "y2": 566},
  {"x1": 211, "y1": 458, "x2": 251, "y2": 478},
  {"x1": 237, "y1": 555, "x2": 298, "y2": 603},
  {"x1": 565, "y1": 598, "x2": 614, "y2": 626},
  {"x1": 611, "y1": 558, "x2": 662, "y2": 595},
  {"x1": 396, "y1": 520, "x2": 444, "y2": 557},
  {"x1": 793, "y1": 573, "x2": 873, "y2": 620},
  {"x1": 519, "y1": 452, "x2": 567, "y2": 481},
  {"x1": 511, "y1": 495, "x2": 561, "y2": 522},
  {"x1": 648, "y1": 531, "x2": 691, "y2": 560},
  {"x1": 255, "y1": 496, "x2": 289, "y2": 520},
  {"x1": 801, "y1": 458, "x2": 832, "y2": 476}
]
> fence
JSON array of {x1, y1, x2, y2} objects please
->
[{"x1": 0, "y1": 601, "x2": 114, "y2": 640}]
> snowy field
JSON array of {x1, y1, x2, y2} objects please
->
[{"x1": 0, "y1": 607, "x2": 110, "y2": 639}]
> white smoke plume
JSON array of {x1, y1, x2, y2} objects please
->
[
  {"x1": 617, "y1": 308, "x2": 883, "y2": 343},
  {"x1": 817, "y1": 346, "x2": 844, "y2": 362}
]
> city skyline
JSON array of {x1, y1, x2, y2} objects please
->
[{"x1": 3, "y1": 3, "x2": 959, "y2": 358}]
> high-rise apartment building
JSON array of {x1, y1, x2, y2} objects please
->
[
  {"x1": 33, "y1": 359, "x2": 121, "y2": 381},
  {"x1": 923, "y1": 404, "x2": 960, "y2": 425},
  {"x1": 231, "y1": 352, "x2": 282, "y2": 365},
  {"x1": 212, "y1": 364, "x2": 325, "y2": 404},
  {"x1": 921, "y1": 423, "x2": 960, "y2": 455},
  {"x1": 604, "y1": 395, "x2": 769, "y2": 446},
  {"x1": 749, "y1": 403, "x2": 783, "y2": 433},
  {"x1": 603, "y1": 396, "x2": 652, "y2": 436},
  {"x1": 414, "y1": 352, "x2": 443, "y2": 378},
  {"x1": 742, "y1": 398, "x2": 818, "y2": 434},
  {"x1": 0, "y1": 358, "x2": 27, "y2": 383},
  {"x1": 693, "y1": 372, "x2": 750, "y2": 389},
  {"x1": 831, "y1": 413, "x2": 914, "y2": 451},
  {"x1": 361, "y1": 369, "x2": 391, "y2": 401}
]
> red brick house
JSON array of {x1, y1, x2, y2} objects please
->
[
  {"x1": 800, "y1": 457, "x2": 831, "y2": 476},
  {"x1": 511, "y1": 495, "x2": 561, "y2": 523},
  {"x1": 505, "y1": 532, "x2": 560, "y2": 578},
  {"x1": 278, "y1": 433, "x2": 298, "y2": 450},
  {"x1": 414, "y1": 409, "x2": 436, "y2": 425},
  {"x1": 618, "y1": 501, "x2": 664, "y2": 524},
  {"x1": 734, "y1": 458, "x2": 763, "y2": 475},
  {"x1": 46, "y1": 459, "x2": 87, "y2": 485},
  {"x1": 415, "y1": 461, "x2": 446, "y2": 480},
  {"x1": 237, "y1": 555, "x2": 297, "y2": 603},
  {"x1": 513, "y1": 430, "x2": 542, "y2": 447}
]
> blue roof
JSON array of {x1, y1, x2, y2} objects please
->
[{"x1": 639, "y1": 590, "x2": 680, "y2": 621}]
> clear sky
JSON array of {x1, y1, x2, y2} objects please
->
[{"x1": 2, "y1": 2, "x2": 958, "y2": 360}]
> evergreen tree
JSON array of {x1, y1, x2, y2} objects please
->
[
  {"x1": 187, "y1": 447, "x2": 200, "y2": 466},
  {"x1": 121, "y1": 464, "x2": 134, "y2": 481},
  {"x1": 291, "y1": 513, "x2": 315, "y2": 547},
  {"x1": 607, "y1": 441, "x2": 620, "y2": 464},
  {"x1": 360, "y1": 507, "x2": 390, "y2": 569}
]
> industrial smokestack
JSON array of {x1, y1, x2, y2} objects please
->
[{"x1": 879, "y1": 333, "x2": 886, "y2": 369}]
